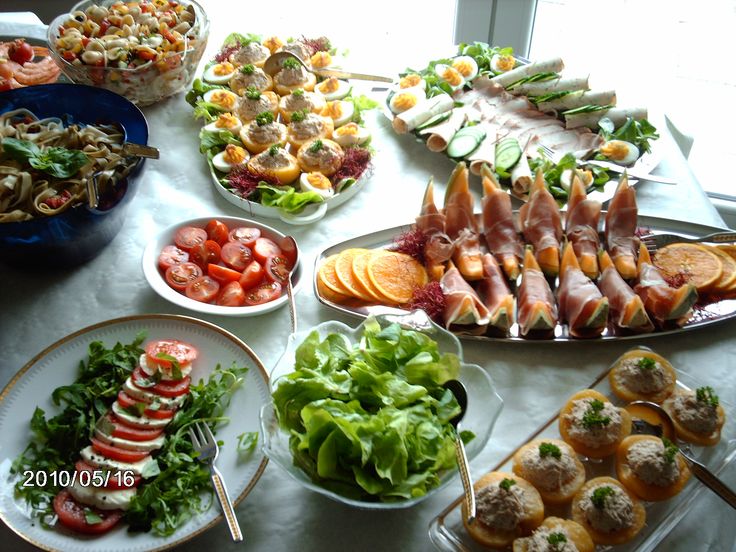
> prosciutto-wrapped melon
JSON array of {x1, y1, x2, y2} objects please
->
[
  {"x1": 566, "y1": 174, "x2": 601, "y2": 279},
  {"x1": 605, "y1": 173, "x2": 639, "y2": 279},
  {"x1": 440, "y1": 262, "x2": 491, "y2": 331},
  {"x1": 415, "y1": 177, "x2": 453, "y2": 281},
  {"x1": 478, "y1": 253, "x2": 515, "y2": 332},
  {"x1": 517, "y1": 247, "x2": 558, "y2": 336},
  {"x1": 557, "y1": 243, "x2": 609, "y2": 337},
  {"x1": 480, "y1": 164, "x2": 523, "y2": 280},
  {"x1": 598, "y1": 250, "x2": 654, "y2": 333},
  {"x1": 519, "y1": 170, "x2": 562, "y2": 276},
  {"x1": 444, "y1": 162, "x2": 483, "y2": 281}
]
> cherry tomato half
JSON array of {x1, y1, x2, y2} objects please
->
[
  {"x1": 174, "y1": 226, "x2": 207, "y2": 251},
  {"x1": 217, "y1": 281, "x2": 246, "y2": 306},
  {"x1": 9, "y1": 39, "x2": 34, "y2": 64},
  {"x1": 207, "y1": 263, "x2": 242, "y2": 283},
  {"x1": 253, "y1": 237, "x2": 282, "y2": 265},
  {"x1": 244, "y1": 281, "x2": 282, "y2": 306},
  {"x1": 221, "y1": 241, "x2": 253, "y2": 271},
  {"x1": 165, "y1": 262, "x2": 202, "y2": 291},
  {"x1": 185, "y1": 275, "x2": 220, "y2": 303},
  {"x1": 53, "y1": 490, "x2": 123, "y2": 534},
  {"x1": 145, "y1": 339, "x2": 198, "y2": 368},
  {"x1": 228, "y1": 226, "x2": 261, "y2": 247},
  {"x1": 239, "y1": 260, "x2": 264, "y2": 290},
  {"x1": 158, "y1": 245, "x2": 189, "y2": 271},
  {"x1": 205, "y1": 219, "x2": 229, "y2": 245},
  {"x1": 189, "y1": 239, "x2": 222, "y2": 269},
  {"x1": 91, "y1": 436, "x2": 152, "y2": 463},
  {"x1": 264, "y1": 254, "x2": 292, "y2": 284}
]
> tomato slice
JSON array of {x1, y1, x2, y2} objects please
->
[
  {"x1": 189, "y1": 239, "x2": 222, "y2": 269},
  {"x1": 244, "y1": 281, "x2": 282, "y2": 305},
  {"x1": 205, "y1": 219, "x2": 230, "y2": 245},
  {"x1": 117, "y1": 391, "x2": 175, "y2": 419},
  {"x1": 145, "y1": 339, "x2": 198, "y2": 369},
  {"x1": 165, "y1": 262, "x2": 202, "y2": 291},
  {"x1": 239, "y1": 260, "x2": 264, "y2": 290},
  {"x1": 158, "y1": 245, "x2": 189, "y2": 271},
  {"x1": 185, "y1": 275, "x2": 220, "y2": 303},
  {"x1": 208, "y1": 263, "x2": 242, "y2": 283},
  {"x1": 132, "y1": 367, "x2": 191, "y2": 398},
  {"x1": 264, "y1": 254, "x2": 292, "y2": 284},
  {"x1": 91, "y1": 437, "x2": 152, "y2": 463},
  {"x1": 105, "y1": 412, "x2": 165, "y2": 441},
  {"x1": 221, "y1": 241, "x2": 253, "y2": 271},
  {"x1": 217, "y1": 281, "x2": 246, "y2": 306},
  {"x1": 53, "y1": 490, "x2": 123, "y2": 534},
  {"x1": 75, "y1": 460, "x2": 142, "y2": 490},
  {"x1": 174, "y1": 226, "x2": 208, "y2": 251},
  {"x1": 228, "y1": 226, "x2": 261, "y2": 247},
  {"x1": 253, "y1": 237, "x2": 282, "y2": 264}
]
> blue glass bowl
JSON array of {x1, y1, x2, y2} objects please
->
[{"x1": 0, "y1": 83, "x2": 149, "y2": 267}]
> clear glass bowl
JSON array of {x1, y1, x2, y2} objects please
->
[
  {"x1": 261, "y1": 310, "x2": 504, "y2": 509},
  {"x1": 46, "y1": 0, "x2": 209, "y2": 106}
]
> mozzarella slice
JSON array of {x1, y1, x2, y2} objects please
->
[
  {"x1": 138, "y1": 354, "x2": 192, "y2": 380},
  {"x1": 94, "y1": 428, "x2": 166, "y2": 452},
  {"x1": 111, "y1": 401, "x2": 172, "y2": 430},
  {"x1": 80, "y1": 446, "x2": 155, "y2": 476},
  {"x1": 122, "y1": 378, "x2": 187, "y2": 409},
  {"x1": 68, "y1": 480, "x2": 137, "y2": 511}
]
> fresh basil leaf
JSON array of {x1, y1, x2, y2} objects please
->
[
  {"x1": 124, "y1": 402, "x2": 147, "y2": 417},
  {"x1": 84, "y1": 510, "x2": 103, "y2": 524},
  {"x1": 2, "y1": 137, "x2": 41, "y2": 161},
  {"x1": 141, "y1": 459, "x2": 160, "y2": 479}
]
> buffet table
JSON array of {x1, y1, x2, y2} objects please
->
[{"x1": 1, "y1": 10, "x2": 734, "y2": 552}]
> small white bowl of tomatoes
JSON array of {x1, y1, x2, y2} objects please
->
[{"x1": 142, "y1": 216, "x2": 302, "y2": 316}]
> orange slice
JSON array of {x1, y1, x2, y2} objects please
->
[
  {"x1": 654, "y1": 243, "x2": 723, "y2": 292},
  {"x1": 316, "y1": 275, "x2": 352, "y2": 303},
  {"x1": 334, "y1": 248, "x2": 379, "y2": 302},
  {"x1": 706, "y1": 245, "x2": 736, "y2": 293},
  {"x1": 317, "y1": 254, "x2": 352, "y2": 297},
  {"x1": 352, "y1": 249, "x2": 388, "y2": 301},
  {"x1": 367, "y1": 251, "x2": 428, "y2": 305}
]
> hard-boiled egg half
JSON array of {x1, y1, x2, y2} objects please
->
[
  {"x1": 600, "y1": 140, "x2": 640, "y2": 166},
  {"x1": 203, "y1": 61, "x2": 237, "y2": 84},
  {"x1": 321, "y1": 100, "x2": 355, "y2": 127},
  {"x1": 315, "y1": 77, "x2": 352, "y2": 101},
  {"x1": 490, "y1": 53, "x2": 516, "y2": 74},
  {"x1": 388, "y1": 87, "x2": 424, "y2": 114},
  {"x1": 398, "y1": 73, "x2": 426, "y2": 91},
  {"x1": 212, "y1": 144, "x2": 250, "y2": 173},
  {"x1": 300, "y1": 171, "x2": 334, "y2": 199},
  {"x1": 203, "y1": 112, "x2": 243, "y2": 135},
  {"x1": 203, "y1": 89, "x2": 239, "y2": 111},
  {"x1": 560, "y1": 168, "x2": 593, "y2": 191},
  {"x1": 451, "y1": 55, "x2": 479, "y2": 82},
  {"x1": 433, "y1": 63, "x2": 466, "y2": 91},
  {"x1": 332, "y1": 122, "x2": 370, "y2": 147}
]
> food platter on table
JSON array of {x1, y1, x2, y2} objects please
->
[
  {"x1": 0, "y1": 314, "x2": 270, "y2": 552},
  {"x1": 186, "y1": 32, "x2": 377, "y2": 225},
  {"x1": 0, "y1": 36, "x2": 65, "y2": 90},
  {"x1": 384, "y1": 42, "x2": 663, "y2": 205}
]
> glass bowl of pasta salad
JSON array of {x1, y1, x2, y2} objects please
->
[{"x1": 47, "y1": 0, "x2": 209, "y2": 106}]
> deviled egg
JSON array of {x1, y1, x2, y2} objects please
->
[
  {"x1": 203, "y1": 112, "x2": 243, "y2": 135},
  {"x1": 300, "y1": 171, "x2": 334, "y2": 199},
  {"x1": 600, "y1": 140, "x2": 640, "y2": 166},
  {"x1": 332, "y1": 122, "x2": 370, "y2": 147},
  {"x1": 398, "y1": 73, "x2": 426, "y2": 91},
  {"x1": 321, "y1": 100, "x2": 355, "y2": 127},
  {"x1": 388, "y1": 88, "x2": 424, "y2": 114},
  {"x1": 310, "y1": 51, "x2": 333, "y2": 69},
  {"x1": 203, "y1": 89, "x2": 239, "y2": 111},
  {"x1": 203, "y1": 61, "x2": 237, "y2": 85},
  {"x1": 490, "y1": 52, "x2": 516, "y2": 74},
  {"x1": 212, "y1": 144, "x2": 250, "y2": 173},
  {"x1": 451, "y1": 55, "x2": 479, "y2": 81},
  {"x1": 315, "y1": 77, "x2": 352, "y2": 101}
]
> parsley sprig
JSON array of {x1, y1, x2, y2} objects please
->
[
  {"x1": 662, "y1": 437, "x2": 679, "y2": 464},
  {"x1": 696, "y1": 386, "x2": 719, "y2": 408},
  {"x1": 538, "y1": 442, "x2": 562, "y2": 459},
  {"x1": 499, "y1": 477, "x2": 516, "y2": 491},
  {"x1": 591, "y1": 485, "x2": 615, "y2": 509},
  {"x1": 637, "y1": 357, "x2": 656, "y2": 370},
  {"x1": 581, "y1": 399, "x2": 611, "y2": 429}
]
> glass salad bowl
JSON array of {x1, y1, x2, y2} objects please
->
[{"x1": 260, "y1": 310, "x2": 503, "y2": 509}]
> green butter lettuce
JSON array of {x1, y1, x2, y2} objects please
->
[
  {"x1": 272, "y1": 318, "x2": 473, "y2": 502},
  {"x1": 256, "y1": 183, "x2": 325, "y2": 213}
]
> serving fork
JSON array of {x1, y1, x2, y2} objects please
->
[
  {"x1": 640, "y1": 231, "x2": 736, "y2": 252},
  {"x1": 189, "y1": 421, "x2": 243, "y2": 542}
]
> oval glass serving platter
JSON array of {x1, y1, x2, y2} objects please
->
[
  {"x1": 313, "y1": 215, "x2": 736, "y2": 343},
  {"x1": 0, "y1": 314, "x2": 270, "y2": 552}
]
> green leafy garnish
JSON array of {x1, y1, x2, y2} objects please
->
[
  {"x1": 662, "y1": 437, "x2": 679, "y2": 464},
  {"x1": 308, "y1": 139, "x2": 324, "y2": 153},
  {"x1": 185, "y1": 78, "x2": 226, "y2": 106},
  {"x1": 290, "y1": 109, "x2": 308, "y2": 123},
  {"x1": 272, "y1": 317, "x2": 471, "y2": 502},
  {"x1": 348, "y1": 94, "x2": 379, "y2": 124},
  {"x1": 591, "y1": 485, "x2": 615, "y2": 509},
  {"x1": 499, "y1": 478, "x2": 516, "y2": 491},
  {"x1": 547, "y1": 532, "x2": 567, "y2": 547},
  {"x1": 598, "y1": 116, "x2": 659, "y2": 155},
  {"x1": 222, "y1": 32, "x2": 261, "y2": 46},
  {"x1": 2, "y1": 138, "x2": 89, "y2": 179},
  {"x1": 637, "y1": 357, "x2": 656, "y2": 371},
  {"x1": 291, "y1": 88, "x2": 304, "y2": 97},
  {"x1": 282, "y1": 57, "x2": 301, "y2": 70},
  {"x1": 527, "y1": 151, "x2": 609, "y2": 201},
  {"x1": 199, "y1": 128, "x2": 241, "y2": 159},
  {"x1": 581, "y1": 399, "x2": 611, "y2": 429},
  {"x1": 538, "y1": 442, "x2": 562, "y2": 459},
  {"x1": 696, "y1": 386, "x2": 719, "y2": 408},
  {"x1": 255, "y1": 111, "x2": 275, "y2": 126},
  {"x1": 239, "y1": 63, "x2": 256, "y2": 74},
  {"x1": 245, "y1": 86, "x2": 262, "y2": 100},
  {"x1": 155, "y1": 352, "x2": 183, "y2": 380},
  {"x1": 84, "y1": 509, "x2": 103, "y2": 525},
  {"x1": 236, "y1": 431, "x2": 259, "y2": 459},
  {"x1": 124, "y1": 401, "x2": 147, "y2": 417},
  {"x1": 257, "y1": 183, "x2": 325, "y2": 213},
  {"x1": 267, "y1": 144, "x2": 281, "y2": 156}
]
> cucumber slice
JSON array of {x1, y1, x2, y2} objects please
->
[
  {"x1": 495, "y1": 137, "x2": 522, "y2": 171},
  {"x1": 416, "y1": 111, "x2": 452, "y2": 131},
  {"x1": 446, "y1": 126, "x2": 487, "y2": 158}
]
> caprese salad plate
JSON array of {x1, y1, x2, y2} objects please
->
[{"x1": 0, "y1": 314, "x2": 270, "y2": 552}]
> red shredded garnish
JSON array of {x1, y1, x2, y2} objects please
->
[
  {"x1": 656, "y1": 267, "x2": 689, "y2": 289},
  {"x1": 331, "y1": 147, "x2": 372, "y2": 184},
  {"x1": 408, "y1": 282, "x2": 446, "y2": 324},
  {"x1": 227, "y1": 165, "x2": 277, "y2": 198},
  {"x1": 300, "y1": 36, "x2": 331, "y2": 56},
  {"x1": 44, "y1": 189, "x2": 72, "y2": 209},
  {"x1": 389, "y1": 227, "x2": 428, "y2": 264},
  {"x1": 214, "y1": 43, "x2": 239, "y2": 63}
]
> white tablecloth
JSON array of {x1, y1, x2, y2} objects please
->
[{"x1": 1, "y1": 10, "x2": 734, "y2": 552}]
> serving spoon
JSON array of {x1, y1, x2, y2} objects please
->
[
  {"x1": 262, "y1": 51, "x2": 393, "y2": 83},
  {"x1": 279, "y1": 235, "x2": 299, "y2": 334},
  {"x1": 628, "y1": 400, "x2": 736, "y2": 509},
  {"x1": 444, "y1": 379, "x2": 477, "y2": 524}
]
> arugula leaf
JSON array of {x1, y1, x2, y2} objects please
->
[
  {"x1": 236, "y1": 432, "x2": 259, "y2": 459},
  {"x1": 599, "y1": 116, "x2": 660, "y2": 154},
  {"x1": 2, "y1": 138, "x2": 89, "y2": 179}
]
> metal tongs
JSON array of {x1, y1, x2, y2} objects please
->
[
  {"x1": 263, "y1": 51, "x2": 393, "y2": 83},
  {"x1": 87, "y1": 143, "x2": 159, "y2": 209}
]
